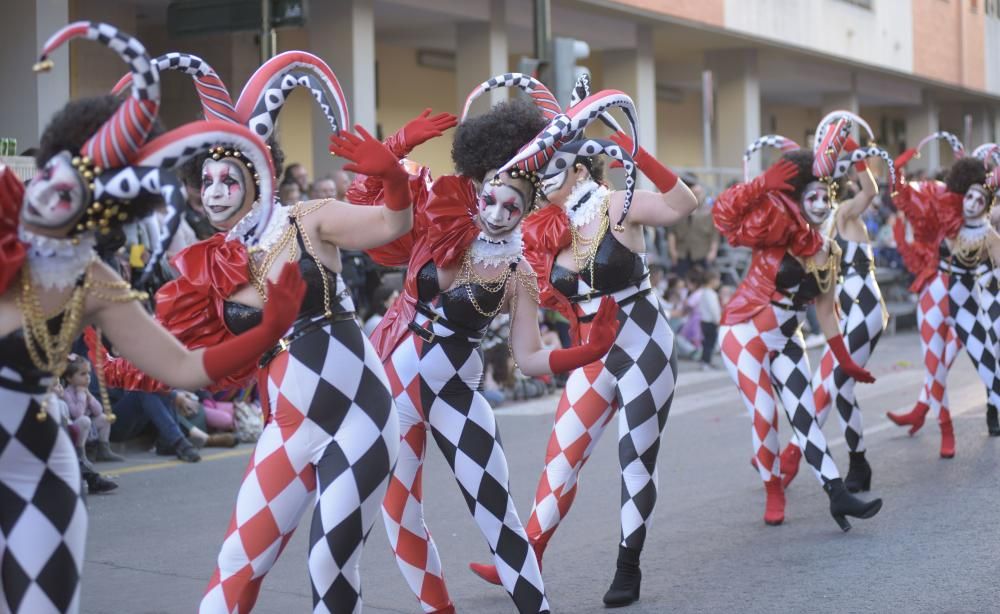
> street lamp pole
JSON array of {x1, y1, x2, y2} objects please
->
[
  {"x1": 260, "y1": 0, "x2": 276, "y2": 62},
  {"x1": 534, "y1": 0, "x2": 551, "y2": 82}
]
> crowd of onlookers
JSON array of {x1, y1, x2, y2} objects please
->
[{"x1": 74, "y1": 163, "x2": 937, "y2": 493}]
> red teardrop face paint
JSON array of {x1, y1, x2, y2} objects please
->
[
  {"x1": 477, "y1": 176, "x2": 527, "y2": 238},
  {"x1": 22, "y1": 152, "x2": 88, "y2": 230},
  {"x1": 201, "y1": 159, "x2": 248, "y2": 225}
]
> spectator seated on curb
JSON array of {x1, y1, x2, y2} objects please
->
[{"x1": 105, "y1": 388, "x2": 201, "y2": 463}]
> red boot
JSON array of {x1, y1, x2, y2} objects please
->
[
  {"x1": 763, "y1": 478, "x2": 785, "y2": 526},
  {"x1": 468, "y1": 539, "x2": 547, "y2": 586},
  {"x1": 780, "y1": 444, "x2": 802, "y2": 489},
  {"x1": 887, "y1": 401, "x2": 930, "y2": 435},
  {"x1": 939, "y1": 409, "x2": 955, "y2": 458}
]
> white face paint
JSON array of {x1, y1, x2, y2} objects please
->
[
  {"x1": 201, "y1": 159, "x2": 249, "y2": 226},
  {"x1": 541, "y1": 169, "x2": 568, "y2": 199},
  {"x1": 800, "y1": 181, "x2": 832, "y2": 225},
  {"x1": 476, "y1": 174, "x2": 528, "y2": 239},
  {"x1": 22, "y1": 152, "x2": 88, "y2": 230},
  {"x1": 963, "y1": 185, "x2": 989, "y2": 220}
]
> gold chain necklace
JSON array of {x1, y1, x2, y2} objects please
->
[
  {"x1": 569, "y1": 193, "x2": 610, "y2": 296},
  {"x1": 458, "y1": 248, "x2": 514, "y2": 318},
  {"x1": 18, "y1": 261, "x2": 147, "y2": 421},
  {"x1": 951, "y1": 230, "x2": 988, "y2": 269},
  {"x1": 804, "y1": 241, "x2": 842, "y2": 294}
]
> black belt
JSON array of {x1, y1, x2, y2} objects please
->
[
  {"x1": 567, "y1": 275, "x2": 650, "y2": 305},
  {"x1": 577, "y1": 288, "x2": 651, "y2": 323},
  {"x1": 770, "y1": 299, "x2": 808, "y2": 312},
  {"x1": 0, "y1": 372, "x2": 49, "y2": 395},
  {"x1": 259, "y1": 311, "x2": 355, "y2": 368},
  {"x1": 407, "y1": 321, "x2": 483, "y2": 346}
]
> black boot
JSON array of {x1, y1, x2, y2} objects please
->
[
  {"x1": 987, "y1": 405, "x2": 1000, "y2": 436},
  {"x1": 824, "y1": 478, "x2": 882, "y2": 532},
  {"x1": 844, "y1": 451, "x2": 872, "y2": 493},
  {"x1": 602, "y1": 546, "x2": 641, "y2": 608}
]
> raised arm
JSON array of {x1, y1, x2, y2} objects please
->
[
  {"x1": 89, "y1": 260, "x2": 304, "y2": 390},
  {"x1": 609, "y1": 131, "x2": 697, "y2": 228},
  {"x1": 321, "y1": 125, "x2": 414, "y2": 250},
  {"x1": 837, "y1": 138, "x2": 879, "y2": 220}
]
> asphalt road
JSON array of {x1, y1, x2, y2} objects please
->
[{"x1": 80, "y1": 331, "x2": 1000, "y2": 614}]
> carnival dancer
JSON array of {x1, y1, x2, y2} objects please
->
[
  {"x1": 97, "y1": 50, "x2": 412, "y2": 614},
  {"x1": 714, "y1": 116, "x2": 886, "y2": 532},
  {"x1": 355, "y1": 77, "x2": 629, "y2": 613},
  {"x1": 465, "y1": 75, "x2": 696, "y2": 607},
  {"x1": 886, "y1": 135, "x2": 1000, "y2": 448},
  {"x1": 767, "y1": 112, "x2": 889, "y2": 492},
  {"x1": 0, "y1": 23, "x2": 304, "y2": 614}
]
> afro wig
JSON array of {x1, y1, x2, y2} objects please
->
[
  {"x1": 945, "y1": 157, "x2": 987, "y2": 195},
  {"x1": 779, "y1": 149, "x2": 847, "y2": 202},
  {"x1": 451, "y1": 98, "x2": 548, "y2": 181}
]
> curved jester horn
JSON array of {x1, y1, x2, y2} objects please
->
[
  {"x1": 972, "y1": 142, "x2": 1000, "y2": 165},
  {"x1": 568, "y1": 73, "x2": 624, "y2": 133},
  {"x1": 37, "y1": 22, "x2": 160, "y2": 169},
  {"x1": 813, "y1": 117, "x2": 850, "y2": 180},
  {"x1": 831, "y1": 144, "x2": 896, "y2": 187},
  {"x1": 915, "y1": 131, "x2": 966, "y2": 160},
  {"x1": 112, "y1": 52, "x2": 238, "y2": 122},
  {"x1": 814, "y1": 110, "x2": 875, "y2": 150},
  {"x1": 461, "y1": 72, "x2": 562, "y2": 122},
  {"x1": 742, "y1": 134, "x2": 801, "y2": 181},
  {"x1": 235, "y1": 50, "x2": 349, "y2": 140}
]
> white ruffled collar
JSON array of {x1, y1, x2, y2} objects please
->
[
  {"x1": 226, "y1": 200, "x2": 289, "y2": 252},
  {"x1": 470, "y1": 228, "x2": 523, "y2": 269},
  {"x1": 19, "y1": 228, "x2": 96, "y2": 290},
  {"x1": 564, "y1": 180, "x2": 610, "y2": 228}
]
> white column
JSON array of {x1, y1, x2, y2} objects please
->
[
  {"x1": 602, "y1": 25, "x2": 656, "y2": 190},
  {"x1": 455, "y1": 0, "x2": 508, "y2": 118},
  {"x1": 0, "y1": 0, "x2": 69, "y2": 154},
  {"x1": 309, "y1": 0, "x2": 376, "y2": 177},
  {"x1": 970, "y1": 106, "x2": 994, "y2": 146},
  {"x1": 706, "y1": 49, "x2": 761, "y2": 176},
  {"x1": 905, "y1": 94, "x2": 939, "y2": 173}
]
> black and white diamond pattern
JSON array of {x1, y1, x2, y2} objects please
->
[
  {"x1": 0, "y1": 389, "x2": 87, "y2": 614},
  {"x1": 742, "y1": 134, "x2": 801, "y2": 181},
  {"x1": 461, "y1": 72, "x2": 561, "y2": 121},
  {"x1": 947, "y1": 269, "x2": 1000, "y2": 408}
]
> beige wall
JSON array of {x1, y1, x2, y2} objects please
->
[
  {"x1": 611, "y1": 0, "x2": 724, "y2": 27},
  {"x1": 657, "y1": 93, "x2": 703, "y2": 168}
]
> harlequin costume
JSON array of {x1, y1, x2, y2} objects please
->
[
  {"x1": 714, "y1": 114, "x2": 885, "y2": 531},
  {"x1": 349, "y1": 74, "x2": 622, "y2": 614},
  {"x1": 465, "y1": 74, "x2": 691, "y2": 607},
  {"x1": 0, "y1": 23, "x2": 297, "y2": 614},
  {"x1": 887, "y1": 134, "x2": 1000, "y2": 451},
  {"x1": 756, "y1": 113, "x2": 893, "y2": 493},
  {"x1": 101, "y1": 51, "x2": 403, "y2": 614}
]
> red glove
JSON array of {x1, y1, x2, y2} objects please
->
[
  {"x1": 844, "y1": 137, "x2": 867, "y2": 172},
  {"x1": 828, "y1": 335, "x2": 875, "y2": 384},
  {"x1": 761, "y1": 159, "x2": 798, "y2": 193},
  {"x1": 609, "y1": 131, "x2": 678, "y2": 193},
  {"x1": 894, "y1": 148, "x2": 917, "y2": 172},
  {"x1": 392, "y1": 108, "x2": 458, "y2": 157},
  {"x1": 548, "y1": 297, "x2": 620, "y2": 373},
  {"x1": 203, "y1": 262, "x2": 306, "y2": 381},
  {"x1": 330, "y1": 125, "x2": 411, "y2": 211}
]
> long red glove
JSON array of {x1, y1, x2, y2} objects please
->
[
  {"x1": 203, "y1": 262, "x2": 306, "y2": 380},
  {"x1": 761, "y1": 159, "x2": 799, "y2": 193},
  {"x1": 548, "y1": 297, "x2": 620, "y2": 373},
  {"x1": 385, "y1": 108, "x2": 458, "y2": 159},
  {"x1": 828, "y1": 335, "x2": 875, "y2": 384},
  {"x1": 844, "y1": 136, "x2": 867, "y2": 172},
  {"x1": 609, "y1": 131, "x2": 678, "y2": 193},
  {"x1": 330, "y1": 125, "x2": 411, "y2": 211}
]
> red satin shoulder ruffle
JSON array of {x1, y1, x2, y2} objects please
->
[
  {"x1": 521, "y1": 204, "x2": 583, "y2": 341},
  {"x1": 713, "y1": 177, "x2": 823, "y2": 258},
  {"x1": 0, "y1": 166, "x2": 26, "y2": 295},
  {"x1": 893, "y1": 179, "x2": 962, "y2": 246},
  {"x1": 154, "y1": 233, "x2": 255, "y2": 390},
  {"x1": 369, "y1": 174, "x2": 479, "y2": 361}
]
